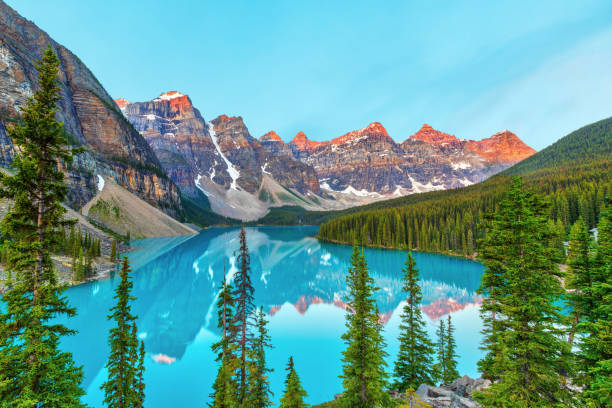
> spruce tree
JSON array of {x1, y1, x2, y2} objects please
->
[
  {"x1": 443, "y1": 315, "x2": 459, "y2": 384},
  {"x1": 134, "y1": 341, "x2": 146, "y2": 408},
  {"x1": 232, "y1": 226, "x2": 255, "y2": 404},
  {"x1": 111, "y1": 238, "x2": 117, "y2": 262},
  {"x1": 566, "y1": 218, "x2": 594, "y2": 347},
  {"x1": 101, "y1": 257, "x2": 140, "y2": 408},
  {"x1": 210, "y1": 277, "x2": 238, "y2": 408},
  {"x1": 248, "y1": 307, "x2": 274, "y2": 408},
  {"x1": 433, "y1": 319, "x2": 446, "y2": 385},
  {"x1": 392, "y1": 253, "x2": 436, "y2": 391},
  {"x1": 475, "y1": 178, "x2": 575, "y2": 407},
  {"x1": 339, "y1": 246, "x2": 389, "y2": 408},
  {"x1": 0, "y1": 45, "x2": 86, "y2": 407},
  {"x1": 578, "y1": 200, "x2": 611, "y2": 407},
  {"x1": 280, "y1": 356, "x2": 309, "y2": 408}
]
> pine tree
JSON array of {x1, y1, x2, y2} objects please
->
[
  {"x1": 280, "y1": 356, "x2": 309, "y2": 408},
  {"x1": 566, "y1": 218, "x2": 594, "y2": 347},
  {"x1": 432, "y1": 319, "x2": 446, "y2": 385},
  {"x1": 443, "y1": 315, "x2": 459, "y2": 384},
  {"x1": 392, "y1": 253, "x2": 436, "y2": 391},
  {"x1": 474, "y1": 178, "x2": 575, "y2": 407},
  {"x1": 0, "y1": 45, "x2": 86, "y2": 407},
  {"x1": 233, "y1": 226, "x2": 256, "y2": 404},
  {"x1": 101, "y1": 257, "x2": 140, "y2": 408},
  {"x1": 111, "y1": 238, "x2": 117, "y2": 262},
  {"x1": 339, "y1": 246, "x2": 389, "y2": 408},
  {"x1": 578, "y1": 200, "x2": 611, "y2": 407},
  {"x1": 134, "y1": 340, "x2": 146, "y2": 408},
  {"x1": 210, "y1": 276, "x2": 239, "y2": 408},
  {"x1": 248, "y1": 307, "x2": 274, "y2": 408}
]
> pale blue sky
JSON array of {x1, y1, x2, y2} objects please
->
[{"x1": 7, "y1": 0, "x2": 612, "y2": 149}]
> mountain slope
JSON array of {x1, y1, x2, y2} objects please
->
[
  {"x1": 82, "y1": 176, "x2": 196, "y2": 238},
  {"x1": 0, "y1": 1, "x2": 182, "y2": 216},
  {"x1": 314, "y1": 116, "x2": 612, "y2": 254}
]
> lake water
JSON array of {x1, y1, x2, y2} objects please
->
[{"x1": 56, "y1": 226, "x2": 485, "y2": 407}]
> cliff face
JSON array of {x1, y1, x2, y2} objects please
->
[{"x1": 0, "y1": 1, "x2": 181, "y2": 214}]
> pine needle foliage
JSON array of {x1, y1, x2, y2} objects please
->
[{"x1": 280, "y1": 356, "x2": 309, "y2": 408}]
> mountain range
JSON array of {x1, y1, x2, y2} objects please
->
[
  {"x1": 0, "y1": 0, "x2": 537, "y2": 229},
  {"x1": 116, "y1": 92, "x2": 535, "y2": 221}
]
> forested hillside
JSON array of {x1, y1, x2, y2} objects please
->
[{"x1": 316, "y1": 117, "x2": 612, "y2": 255}]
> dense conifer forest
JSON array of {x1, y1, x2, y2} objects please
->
[{"x1": 316, "y1": 117, "x2": 612, "y2": 255}]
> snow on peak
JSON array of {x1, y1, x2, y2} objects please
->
[
  {"x1": 155, "y1": 91, "x2": 185, "y2": 101},
  {"x1": 96, "y1": 174, "x2": 105, "y2": 191}
]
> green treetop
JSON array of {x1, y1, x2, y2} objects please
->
[{"x1": 280, "y1": 356, "x2": 309, "y2": 408}]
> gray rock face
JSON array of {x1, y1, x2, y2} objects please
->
[
  {"x1": 413, "y1": 376, "x2": 489, "y2": 407},
  {"x1": 0, "y1": 1, "x2": 181, "y2": 215}
]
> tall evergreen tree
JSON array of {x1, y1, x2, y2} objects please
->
[
  {"x1": 210, "y1": 277, "x2": 238, "y2": 408},
  {"x1": 111, "y1": 238, "x2": 117, "y2": 262},
  {"x1": 565, "y1": 218, "x2": 594, "y2": 347},
  {"x1": 475, "y1": 178, "x2": 575, "y2": 407},
  {"x1": 339, "y1": 246, "x2": 389, "y2": 408},
  {"x1": 392, "y1": 253, "x2": 435, "y2": 391},
  {"x1": 443, "y1": 315, "x2": 459, "y2": 384},
  {"x1": 232, "y1": 226, "x2": 256, "y2": 404},
  {"x1": 433, "y1": 319, "x2": 446, "y2": 385},
  {"x1": 134, "y1": 340, "x2": 146, "y2": 408},
  {"x1": 0, "y1": 45, "x2": 86, "y2": 407},
  {"x1": 578, "y1": 200, "x2": 611, "y2": 407},
  {"x1": 280, "y1": 356, "x2": 309, "y2": 408},
  {"x1": 248, "y1": 307, "x2": 274, "y2": 408},
  {"x1": 101, "y1": 257, "x2": 141, "y2": 408}
]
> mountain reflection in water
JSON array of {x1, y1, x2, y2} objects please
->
[{"x1": 56, "y1": 226, "x2": 484, "y2": 407}]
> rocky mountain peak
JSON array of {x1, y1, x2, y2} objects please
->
[
  {"x1": 465, "y1": 130, "x2": 536, "y2": 163},
  {"x1": 290, "y1": 131, "x2": 324, "y2": 152},
  {"x1": 331, "y1": 122, "x2": 391, "y2": 145},
  {"x1": 152, "y1": 91, "x2": 193, "y2": 112},
  {"x1": 114, "y1": 98, "x2": 131, "y2": 111},
  {"x1": 410, "y1": 124, "x2": 460, "y2": 147},
  {"x1": 260, "y1": 131, "x2": 283, "y2": 143}
]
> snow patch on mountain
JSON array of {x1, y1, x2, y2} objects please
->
[
  {"x1": 408, "y1": 176, "x2": 446, "y2": 193},
  {"x1": 451, "y1": 161, "x2": 472, "y2": 170},
  {"x1": 208, "y1": 122, "x2": 240, "y2": 190},
  {"x1": 96, "y1": 174, "x2": 105, "y2": 191}
]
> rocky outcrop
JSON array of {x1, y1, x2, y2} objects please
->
[
  {"x1": 0, "y1": 1, "x2": 181, "y2": 215},
  {"x1": 259, "y1": 131, "x2": 294, "y2": 157},
  {"x1": 414, "y1": 376, "x2": 491, "y2": 407}
]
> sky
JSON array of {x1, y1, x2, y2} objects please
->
[{"x1": 6, "y1": 0, "x2": 612, "y2": 150}]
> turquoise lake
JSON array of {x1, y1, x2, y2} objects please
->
[{"x1": 56, "y1": 226, "x2": 485, "y2": 407}]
